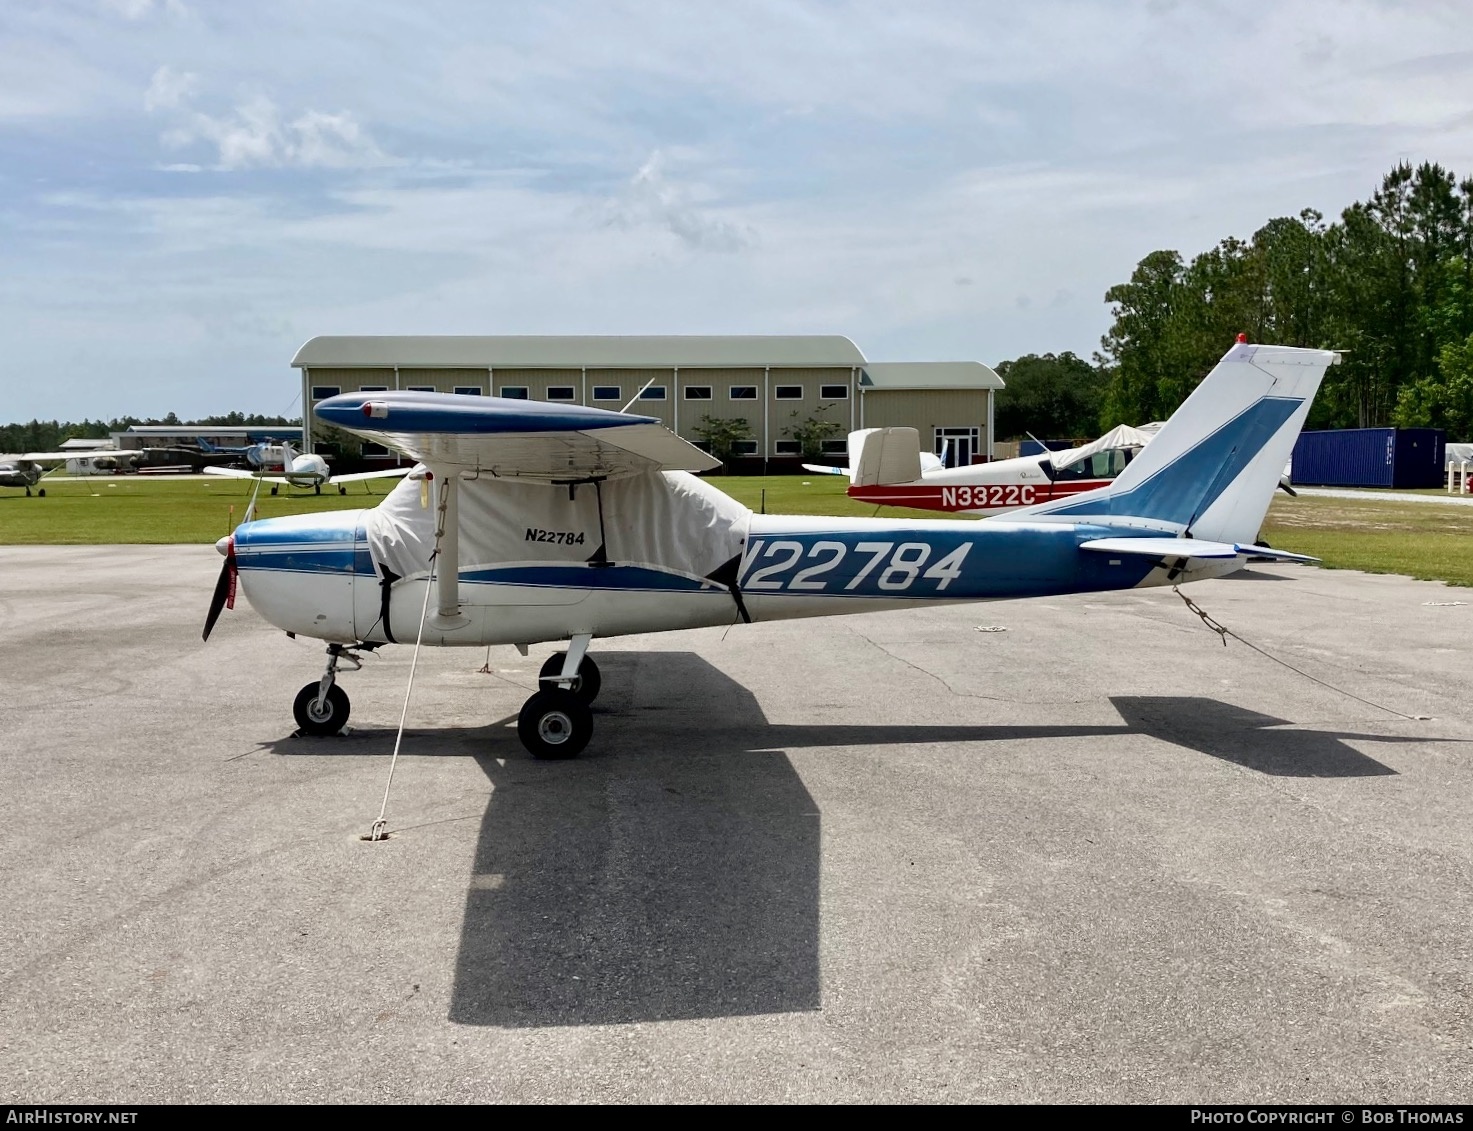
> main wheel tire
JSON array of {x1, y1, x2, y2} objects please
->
[
  {"x1": 538, "y1": 652, "x2": 601, "y2": 703},
  {"x1": 293, "y1": 682, "x2": 351, "y2": 735},
  {"x1": 37, "y1": 488, "x2": 45, "y2": 497},
  {"x1": 518, "y1": 689, "x2": 592, "y2": 759},
  {"x1": 338, "y1": 485, "x2": 347, "y2": 496},
  {"x1": 270, "y1": 485, "x2": 279, "y2": 496}
]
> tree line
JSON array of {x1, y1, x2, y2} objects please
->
[
  {"x1": 0, "y1": 412, "x2": 301, "y2": 454},
  {"x1": 998, "y1": 160, "x2": 1473, "y2": 440}
]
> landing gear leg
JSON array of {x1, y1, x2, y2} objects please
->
[
  {"x1": 538, "y1": 648, "x2": 601, "y2": 703},
  {"x1": 292, "y1": 643, "x2": 362, "y2": 735}
]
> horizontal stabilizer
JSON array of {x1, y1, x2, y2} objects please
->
[
  {"x1": 1237, "y1": 544, "x2": 1320, "y2": 563},
  {"x1": 1079, "y1": 537, "x2": 1241, "y2": 560},
  {"x1": 801, "y1": 463, "x2": 848, "y2": 476}
]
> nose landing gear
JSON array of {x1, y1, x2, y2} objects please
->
[{"x1": 293, "y1": 643, "x2": 368, "y2": 735}]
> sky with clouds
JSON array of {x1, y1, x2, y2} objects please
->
[{"x1": 4, "y1": 0, "x2": 1473, "y2": 421}]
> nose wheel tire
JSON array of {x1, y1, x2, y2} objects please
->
[
  {"x1": 293, "y1": 683, "x2": 351, "y2": 735},
  {"x1": 518, "y1": 689, "x2": 593, "y2": 759},
  {"x1": 538, "y1": 652, "x2": 601, "y2": 704}
]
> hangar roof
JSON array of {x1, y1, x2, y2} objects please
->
[
  {"x1": 292, "y1": 335, "x2": 867, "y2": 369},
  {"x1": 860, "y1": 362, "x2": 1004, "y2": 390}
]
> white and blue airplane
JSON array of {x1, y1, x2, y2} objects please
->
[
  {"x1": 203, "y1": 441, "x2": 410, "y2": 495},
  {"x1": 202, "y1": 339, "x2": 1337, "y2": 759}
]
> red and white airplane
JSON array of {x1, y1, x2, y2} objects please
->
[{"x1": 813, "y1": 424, "x2": 1160, "y2": 516}]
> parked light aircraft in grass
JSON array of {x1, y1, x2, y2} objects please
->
[
  {"x1": 813, "y1": 424, "x2": 1161, "y2": 516},
  {"x1": 201, "y1": 340, "x2": 1337, "y2": 760},
  {"x1": 204, "y1": 441, "x2": 411, "y2": 495},
  {"x1": 0, "y1": 452, "x2": 77, "y2": 496}
]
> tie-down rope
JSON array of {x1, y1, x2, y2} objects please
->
[
  {"x1": 1172, "y1": 586, "x2": 1430, "y2": 721},
  {"x1": 368, "y1": 480, "x2": 450, "y2": 841}
]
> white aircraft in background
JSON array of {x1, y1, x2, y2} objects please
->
[
  {"x1": 0, "y1": 451, "x2": 91, "y2": 496},
  {"x1": 812, "y1": 424, "x2": 1161, "y2": 516},
  {"x1": 201, "y1": 340, "x2": 1336, "y2": 762},
  {"x1": 204, "y1": 441, "x2": 411, "y2": 495}
]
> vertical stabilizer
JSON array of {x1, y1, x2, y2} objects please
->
[{"x1": 1015, "y1": 341, "x2": 1336, "y2": 543}]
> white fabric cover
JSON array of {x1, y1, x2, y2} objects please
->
[
  {"x1": 1048, "y1": 424, "x2": 1159, "y2": 469},
  {"x1": 1445, "y1": 442, "x2": 1473, "y2": 466},
  {"x1": 366, "y1": 469, "x2": 752, "y2": 581}
]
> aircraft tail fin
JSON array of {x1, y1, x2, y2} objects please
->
[
  {"x1": 850, "y1": 427, "x2": 924, "y2": 487},
  {"x1": 1017, "y1": 341, "x2": 1336, "y2": 544}
]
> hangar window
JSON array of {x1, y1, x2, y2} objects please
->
[
  {"x1": 405, "y1": 385, "x2": 435, "y2": 392},
  {"x1": 592, "y1": 386, "x2": 621, "y2": 401},
  {"x1": 731, "y1": 440, "x2": 759, "y2": 455},
  {"x1": 821, "y1": 439, "x2": 847, "y2": 455},
  {"x1": 453, "y1": 385, "x2": 483, "y2": 396},
  {"x1": 684, "y1": 386, "x2": 712, "y2": 400},
  {"x1": 820, "y1": 384, "x2": 849, "y2": 400},
  {"x1": 640, "y1": 385, "x2": 667, "y2": 400},
  {"x1": 311, "y1": 386, "x2": 340, "y2": 400},
  {"x1": 729, "y1": 386, "x2": 757, "y2": 400},
  {"x1": 498, "y1": 387, "x2": 529, "y2": 399},
  {"x1": 546, "y1": 386, "x2": 576, "y2": 401},
  {"x1": 359, "y1": 385, "x2": 389, "y2": 392},
  {"x1": 774, "y1": 385, "x2": 803, "y2": 400},
  {"x1": 774, "y1": 440, "x2": 801, "y2": 455},
  {"x1": 361, "y1": 443, "x2": 390, "y2": 456}
]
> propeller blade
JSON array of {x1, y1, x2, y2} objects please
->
[
  {"x1": 202, "y1": 540, "x2": 237, "y2": 642},
  {"x1": 1277, "y1": 478, "x2": 1298, "y2": 497}
]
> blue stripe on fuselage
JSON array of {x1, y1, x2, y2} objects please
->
[
  {"x1": 463, "y1": 564, "x2": 718, "y2": 592},
  {"x1": 738, "y1": 525, "x2": 1158, "y2": 599},
  {"x1": 1036, "y1": 396, "x2": 1301, "y2": 524}
]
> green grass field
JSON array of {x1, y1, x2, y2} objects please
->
[{"x1": 4, "y1": 473, "x2": 1472, "y2": 587}]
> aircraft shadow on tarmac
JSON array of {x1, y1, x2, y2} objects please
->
[{"x1": 269, "y1": 651, "x2": 1429, "y2": 1029}]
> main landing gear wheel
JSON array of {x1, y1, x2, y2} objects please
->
[
  {"x1": 293, "y1": 682, "x2": 351, "y2": 735},
  {"x1": 538, "y1": 652, "x2": 601, "y2": 704},
  {"x1": 37, "y1": 488, "x2": 45, "y2": 497},
  {"x1": 518, "y1": 689, "x2": 592, "y2": 760},
  {"x1": 270, "y1": 485, "x2": 279, "y2": 496}
]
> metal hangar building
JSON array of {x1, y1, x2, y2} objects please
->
[{"x1": 291, "y1": 336, "x2": 1004, "y2": 469}]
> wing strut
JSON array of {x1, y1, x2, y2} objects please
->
[{"x1": 430, "y1": 468, "x2": 469, "y2": 630}]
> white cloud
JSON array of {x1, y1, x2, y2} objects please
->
[
  {"x1": 143, "y1": 64, "x2": 196, "y2": 112},
  {"x1": 152, "y1": 84, "x2": 394, "y2": 170},
  {"x1": 103, "y1": 0, "x2": 187, "y2": 19},
  {"x1": 605, "y1": 151, "x2": 756, "y2": 253}
]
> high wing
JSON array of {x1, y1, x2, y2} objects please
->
[
  {"x1": 328, "y1": 468, "x2": 414, "y2": 485},
  {"x1": 9, "y1": 452, "x2": 86, "y2": 463},
  {"x1": 204, "y1": 466, "x2": 289, "y2": 484},
  {"x1": 314, "y1": 391, "x2": 721, "y2": 480}
]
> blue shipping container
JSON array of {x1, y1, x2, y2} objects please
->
[{"x1": 1291, "y1": 428, "x2": 1446, "y2": 488}]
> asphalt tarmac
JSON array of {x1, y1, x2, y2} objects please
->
[{"x1": 1, "y1": 546, "x2": 1470, "y2": 1103}]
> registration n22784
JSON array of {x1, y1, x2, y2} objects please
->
[{"x1": 740, "y1": 536, "x2": 972, "y2": 595}]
